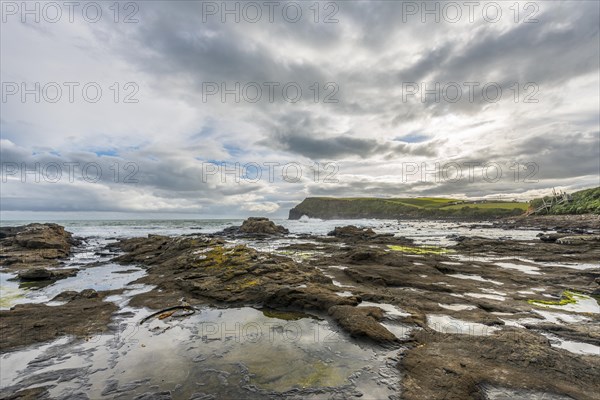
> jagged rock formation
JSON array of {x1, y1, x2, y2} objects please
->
[
  {"x1": 217, "y1": 217, "x2": 289, "y2": 236},
  {"x1": 0, "y1": 223, "x2": 78, "y2": 271}
]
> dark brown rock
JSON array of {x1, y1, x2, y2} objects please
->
[
  {"x1": 0, "y1": 224, "x2": 78, "y2": 271},
  {"x1": 0, "y1": 290, "x2": 117, "y2": 351},
  {"x1": 238, "y1": 217, "x2": 289, "y2": 235},
  {"x1": 401, "y1": 329, "x2": 599, "y2": 400},
  {"x1": 266, "y1": 286, "x2": 359, "y2": 310},
  {"x1": 328, "y1": 305, "x2": 397, "y2": 345},
  {"x1": 16, "y1": 268, "x2": 53, "y2": 280},
  {"x1": 0, "y1": 386, "x2": 52, "y2": 400},
  {"x1": 52, "y1": 289, "x2": 100, "y2": 302},
  {"x1": 538, "y1": 233, "x2": 568, "y2": 243},
  {"x1": 328, "y1": 225, "x2": 377, "y2": 239},
  {"x1": 16, "y1": 268, "x2": 78, "y2": 281},
  {"x1": 556, "y1": 235, "x2": 600, "y2": 245},
  {"x1": 213, "y1": 217, "x2": 289, "y2": 237}
]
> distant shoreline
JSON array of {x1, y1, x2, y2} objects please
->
[{"x1": 289, "y1": 188, "x2": 600, "y2": 221}]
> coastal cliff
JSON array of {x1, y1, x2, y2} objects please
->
[
  {"x1": 288, "y1": 197, "x2": 527, "y2": 220},
  {"x1": 289, "y1": 188, "x2": 600, "y2": 220}
]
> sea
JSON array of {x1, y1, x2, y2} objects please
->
[{"x1": 0, "y1": 217, "x2": 540, "y2": 246}]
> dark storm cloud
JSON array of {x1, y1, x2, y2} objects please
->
[
  {"x1": 257, "y1": 111, "x2": 439, "y2": 159},
  {"x1": 96, "y1": 0, "x2": 599, "y2": 124},
  {"x1": 262, "y1": 130, "x2": 441, "y2": 159},
  {"x1": 346, "y1": 1, "x2": 600, "y2": 120},
  {"x1": 305, "y1": 178, "x2": 437, "y2": 199},
  {"x1": 503, "y1": 131, "x2": 600, "y2": 180},
  {"x1": 105, "y1": 2, "x2": 340, "y2": 93}
]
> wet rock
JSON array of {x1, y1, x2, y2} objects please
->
[
  {"x1": 16, "y1": 267, "x2": 78, "y2": 281},
  {"x1": 454, "y1": 237, "x2": 599, "y2": 263},
  {"x1": 0, "y1": 223, "x2": 78, "y2": 271},
  {"x1": 1, "y1": 223, "x2": 76, "y2": 250},
  {"x1": 326, "y1": 225, "x2": 410, "y2": 245},
  {"x1": 239, "y1": 217, "x2": 289, "y2": 235},
  {"x1": 347, "y1": 248, "x2": 385, "y2": 262},
  {"x1": 16, "y1": 268, "x2": 53, "y2": 280},
  {"x1": 447, "y1": 234, "x2": 468, "y2": 242},
  {"x1": 328, "y1": 226, "x2": 377, "y2": 239},
  {"x1": 477, "y1": 384, "x2": 576, "y2": 400},
  {"x1": 498, "y1": 214, "x2": 600, "y2": 230},
  {"x1": 0, "y1": 290, "x2": 116, "y2": 351},
  {"x1": 0, "y1": 386, "x2": 52, "y2": 400},
  {"x1": 133, "y1": 393, "x2": 172, "y2": 400},
  {"x1": 266, "y1": 286, "x2": 359, "y2": 310},
  {"x1": 401, "y1": 329, "x2": 599, "y2": 400},
  {"x1": 52, "y1": 289, "x2": 100, "y2": 302},
  {"x1": 538, "y1": 233, "x2": 569, "y2": 243},
  {"x1": 115, "y1": 236, "x2": 367, "y2": 338},
  {"x1": 556, "y1": 235, "x2": 600, "y2": 245},
  {"x1": 110, "y1": 223, "x2": 600, "y2": 399},
  {"x1": 189, "y1": 393, "x2": 216, "y2": 400},
  {"x1": 213, "y1": 217, "x2": 289, "y2": 237},
  {"x1": 328, "y1": 305, "x2": 397, "y2": 345}
]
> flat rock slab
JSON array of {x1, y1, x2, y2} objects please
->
[
  {"x1": 328, "y1": 305, "x2": 397, "y2": 344},
  {"x1": 0, "y1": 289, "x2": 117, "y2": 351}
]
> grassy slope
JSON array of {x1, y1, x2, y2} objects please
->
[
  {"x1": 442, "y1": 202, "x2": 529, "y2": 211},
  {"x1": 291, "y1": 188, "x2": 600, "y2": 219},
  {"x1": 530, "y1": 187, "x2": 600, "y2": 215},
  {"x1": 291, "y1": 197, "x2": 527, "y2": 219}
]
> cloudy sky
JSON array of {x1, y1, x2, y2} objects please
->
[{"x1": 1, "y1": 0, "x2": 599, "y2": 218}]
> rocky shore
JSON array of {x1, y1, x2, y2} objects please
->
[
  {"x1": 0, "y1": 223, "x2": 79, "y2": 283},
  {"x1": 1, "y1": 216, "x2": 599, "y2": 399},
  {"x1": 489, "y1": 213, "x2": 600, "y2": 231}
]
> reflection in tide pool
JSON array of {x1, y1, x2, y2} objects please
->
[
  {"x1": 541, "y1": 333, "x2": 600, "y2": 356},
  {"x1": 481, "y1": 384, "x2": 576, "y2": 399},
  {"x1": 1, "y1": 307, "x2": 403, "y2": 399},
  {"x1": 438, "y1": 303, "x2": 478, "y2": 311},
  {"x1": 427, "y1": 314, "x2": 500, "y2": 336},
  {"x1": 0, "y1": 264, "x2": 146, "y2": 309}
]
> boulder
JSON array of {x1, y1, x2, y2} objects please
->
[
  {"x1": 52, "y1": 289, "x2": 99, "y2": 302},
  {"x1": 538, "y1": 233, "x2": 567, "y2": 243},
  {"x1": 328, "y1": 225, "x2": 377, "y2": 239},
  {"x1": 238, "y1": 217, "x2": 289, "y2": 235},
  {"x1": 17, "y1": 268, "x2": 53, "y2": 280},
  {"x1": 17, "y1": 268, "x2": 78, "y2": 281},
  {"x1": 0, "y1": 224, "x2": 78, "y2": 271}
]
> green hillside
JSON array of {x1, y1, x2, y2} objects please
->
[
  {"x1": 289, "y1": 197, "x2": 527, "y2": 220},
  {"x1": 530, "y1": 187, "x2": 600, "y2": 215}
]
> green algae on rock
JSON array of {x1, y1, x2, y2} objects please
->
[
  {"x1": 387, "y1": 244, "x2": 453, "y2": 255},
  {"x1": 528, "y1": 290, "x2": 579, "y2": 307}
]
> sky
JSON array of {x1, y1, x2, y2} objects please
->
[{"x1": 1, "y1": 0, "x2": 599, "y2": 219}]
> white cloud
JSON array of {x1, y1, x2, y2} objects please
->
[{"x1": 1, "y1": 1, "x2": 598, "y2": 217}]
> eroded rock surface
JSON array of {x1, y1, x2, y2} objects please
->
[
  {"x1": 402, "y1": 329, "x2": 599, "y2": 400},
  {"x1": 216, "y1": 217, "x2": 289, "y2": 237},
  {"x1": 16, "y1": 267, "x2": 78, "y2": 281},
  {"x1": 0, "y1": 223, "x2": 78, "y2": 271},
  {"x1": 0, "y1": 289, "x2": 117, "y2": 351},
  {"x1": 112, "y1": 235, "x2": 396, "y2": 346},
  {"x1": 2, "y1": 218, "x2": 599, "y2": 399},
  {"x1": 328, "y1": 305, "x2": 397, "y2": 344}
]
